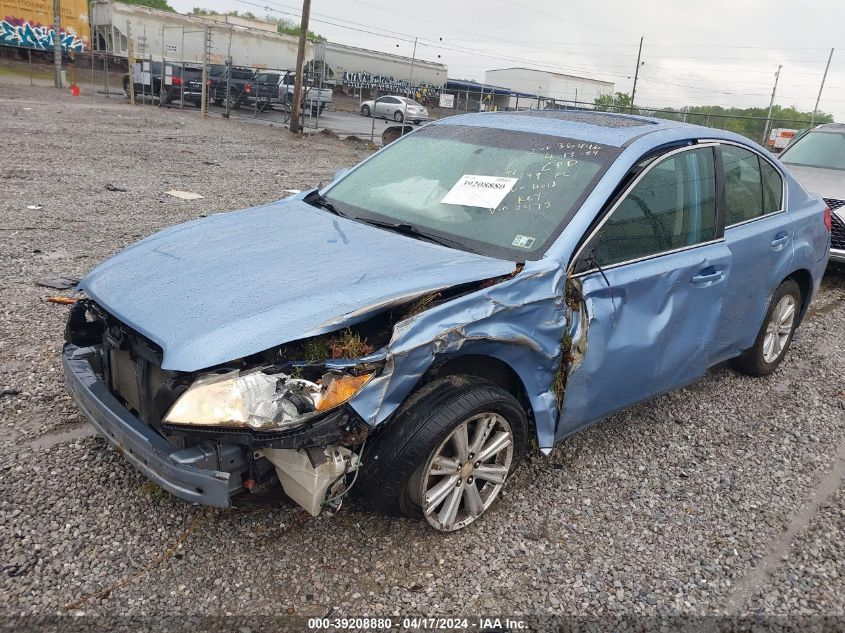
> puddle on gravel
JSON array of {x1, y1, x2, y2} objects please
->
[{"x1": 30, "y1": 425, "x2": 95, "y2": 450}]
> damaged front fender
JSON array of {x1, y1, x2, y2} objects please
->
[{"x1": 347, "y1": 258, "x2": 572, "y2": 453}]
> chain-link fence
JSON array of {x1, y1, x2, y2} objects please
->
[{"x1": 85, "y1": 25, "x2": 822, "y2": 151}]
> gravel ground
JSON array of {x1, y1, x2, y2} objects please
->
[{"x1": 1, "y1": 82, "x2": 844, "y2": 627}]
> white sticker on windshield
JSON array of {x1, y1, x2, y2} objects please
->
[
  {"x1": 512, "y1": 235, "x2": 536, "y2": 249},
  {"x1": 441, "y1": 175, "x2": 518, "y2": 209}
]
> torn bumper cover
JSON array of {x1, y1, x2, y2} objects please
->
[
  {"x1": 63, "y1": 344, "x2": 363, "y2": 508},
  {"x1": 63, "y1": 345, "x2": 239, "y2": 507}
]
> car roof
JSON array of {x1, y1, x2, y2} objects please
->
[
  {"x1": 813, "y1": 122, "x2": 845, "y2": 132},
  {"x1": 433, "y1": 109, "x2": 752, "y2": 149}
]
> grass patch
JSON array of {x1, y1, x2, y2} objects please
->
[
  {"x1": 141, "y1": 480, "x2": 168, "y2": 500},
  {"x1": 328, "y1": 329, "x2": 374, "y2": 358}
]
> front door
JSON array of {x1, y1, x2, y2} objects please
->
[{"x1": 559, "y1": 144, "x2": 732, "y2": 438}]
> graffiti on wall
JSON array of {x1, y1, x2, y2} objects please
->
[
  {"x1": 341, "y1": 70, "x2": 441, "y2": 98},
  {"x1": 0, "y1": 17, "x2": 85, "y2": 52}
]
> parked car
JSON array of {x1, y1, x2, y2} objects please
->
[
  {"x1": 779, "y1": 122, "x2": 845, "y2": 263},
  {"x1": 361, "y1": 95, "x2": 429, "y2": 124},
  {"x1": 122, "y1": 63, "x2": 203, "y2": 105},
  {"x1": 182, "y1": 64, "x2": 255, "y2": 109},
  {"x1": 64, "y1": 111, "x2": 830, "y2": 532},
  {"x1": 249, "y1": 71, "x2": 332, "y2": 114}
]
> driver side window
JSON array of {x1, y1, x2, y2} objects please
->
[{"x1": 589, "y1": 147, "x2": 717, "y2": 268}]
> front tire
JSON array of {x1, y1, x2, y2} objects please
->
[
  {"x1": 358, "y1": 376, "x2": 527, "y2": 532},
  {"x1": 733, "y1": 278, "x2": 801, "y2": 376},
  {"x1": 361, "y1": 104, "x2": 370, "y2": 117}
]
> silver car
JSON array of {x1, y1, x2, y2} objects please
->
[
  {"x1": 780, "y1": 122, "x2": 845, "y2": 263},
  {"x1": 360, "y1": 95, "x2": 429, "y2": 125}
]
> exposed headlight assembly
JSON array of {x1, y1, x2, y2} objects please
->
[{"x1": 164, "y1": 369, "x2": 374, "y2": 431}]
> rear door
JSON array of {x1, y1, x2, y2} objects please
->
[
  {"x1": 711, "y1": 143, "x2": 792, "y2": 361},
  {"x1": 560, "y1": 144, "x2": 732, "y2": 436}
]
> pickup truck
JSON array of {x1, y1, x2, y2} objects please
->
[
  {"x1": 250, "y1": 71, "x2": 332, "y2": 114},
  {"x1": 182, "y1": 65, "x2": 255, "y2": 109}
]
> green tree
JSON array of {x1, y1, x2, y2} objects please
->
[
  {"x1": 594, "y1": 92, "x2": 633, "y2": 112},
  {"x1": 275, "y1": 17, "x2": 325, "y2": 41}
]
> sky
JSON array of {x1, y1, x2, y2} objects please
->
[{"x1": 166, "y1": 0, "x2": 845, "y2": 121}]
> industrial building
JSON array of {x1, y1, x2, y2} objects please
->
[{"x1": 484, "y1": 67, "x2": 614, "y2": 107}]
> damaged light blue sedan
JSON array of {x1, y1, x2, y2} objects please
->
[{"x1": 63, "y1": 111, "x2": 831, "y2": 531}]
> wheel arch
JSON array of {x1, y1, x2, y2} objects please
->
[
  {"x1": 785, "y1": 268, "x2": 813, "y2": 321},
  {"x1": 419, "y1": 354, "x2": 537, "y2": 442}
]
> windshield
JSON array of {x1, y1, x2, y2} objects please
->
[
  {"x1": 323, "y1": 124, "x2": 618, "y2": 260},
  {"x1": 780, "y1": 129, "x2": 845, "y2": 171},
  {"x1": 401, "y1": 98, "x2": 423, "y2": 107}
]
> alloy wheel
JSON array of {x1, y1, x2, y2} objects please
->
[
  {"x1": 412, "y1": 412, "x2": 514, "y2": 532},
  {"x1": 763, "y1": 294, "x2": 796, "y2": 363}
]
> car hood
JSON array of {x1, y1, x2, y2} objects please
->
[
  {"x1": 80, "y1": 198, "x2": 515, "y2": 371},
  {"x1": 782, "y1": 163, "x2": 845, "y2": 201}
]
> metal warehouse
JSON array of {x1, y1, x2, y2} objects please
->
[{"x1": 485, "y1": 67, "x2": 614, "y2": 106}]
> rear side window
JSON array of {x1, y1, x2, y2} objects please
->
[
  {"x1": 723, "y1": 145, "x2": 763, "y2": 225},
  {"x1": 760, "y1": 159, "x2": 783, "y2": 213},
  {"x1": 590, "y1": 147, "x2": 717, "y2": 267},
  {"x1": 722, "y1": 145, "x2": 782, "y2": 225}
]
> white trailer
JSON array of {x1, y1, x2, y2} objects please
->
[
  {"x1": 485, "y1": 67, "x2": 613, "y2": 107},
  {"x1": 91, "y1": 1, "x2": 307, "y2": 69},
  {"x1": 322, "y1": 42, "x2": 447, "y2": 90}
]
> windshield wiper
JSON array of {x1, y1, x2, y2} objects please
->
[
  {"x1": 354, "y1": 217, "x2": 475, "y2": 252},
  {"x1": 304, "y1": 191, "x2": 347, "y2": 217}
]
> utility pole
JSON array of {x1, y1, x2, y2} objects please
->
[
  {"x1": 289, "y1": 0, "x2": 311, "y2": 134},
  {"x1": 200, "y1": 25, "x2": 210, "y2": 117},
  {"x1": 811, "y1": 48, "x2": 834, "y2": 126},
  {"x1": 762, "y1": 65, "x2": 782, "y2": 145},
  {"x1": 127, "y1": 21, "x2": 135, "y2": 105},
  {"x1": 408, "y1": 36, "x2": 418, "y2": 98},
  {"x1": 630, "y1": 36, "x2": 643, "y2": 109},
  {"x1": 53, "y1": 0, "x2": 62, "y2": 88}
]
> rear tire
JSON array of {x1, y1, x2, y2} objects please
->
[
  {"x1": 361, "y1": 104, "x2": 370, "y2": 117},
  {"x1": 357, "y1": 376, "x2": 527, "y2": 531},
  {"x1": 733, "y1": 278, "x2": 801, "y2": 376},
  {"x1": 393, "y1": 110, "x2": 404, "y2": 122}
]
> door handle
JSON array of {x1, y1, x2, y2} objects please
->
[
  {"x1": 771, "y1": 233, "x2": 789, "y2": 250},
  {"x1": 690, "y1": 269, "x2": 724, "y2": 284}
]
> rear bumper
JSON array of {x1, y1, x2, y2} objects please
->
[{"x1": 62, "y1": 344, "x2": 243, "y2": 507}]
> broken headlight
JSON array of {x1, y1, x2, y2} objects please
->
[{"x1": 163, "y1": 369, "x2": 373, "y2": 431}]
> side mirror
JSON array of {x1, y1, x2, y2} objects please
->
[{"x1": 332, "y1": 167, "x2": 351, "y2": 181}]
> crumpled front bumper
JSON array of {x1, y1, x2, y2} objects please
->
[{"x1": 62, "y1": 344, "x2": 244, "y2": 507}]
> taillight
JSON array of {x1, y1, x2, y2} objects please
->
[
  {"x1": 245, "y1": 83, "x2": 250, "y2": 93},
  {"x1": 824, "y1": 206, "x2": 832, "y2": 232},
  {"x1": 206, "y1": 79, "x2": 212, "y2": 87},
  {"x1": 172, "y1": 77, "x2": 182, "y2": 86}
]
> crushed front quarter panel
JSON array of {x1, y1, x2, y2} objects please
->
[{"x1": 348, "y1": 258, "x2": 569, "y2": 453}]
